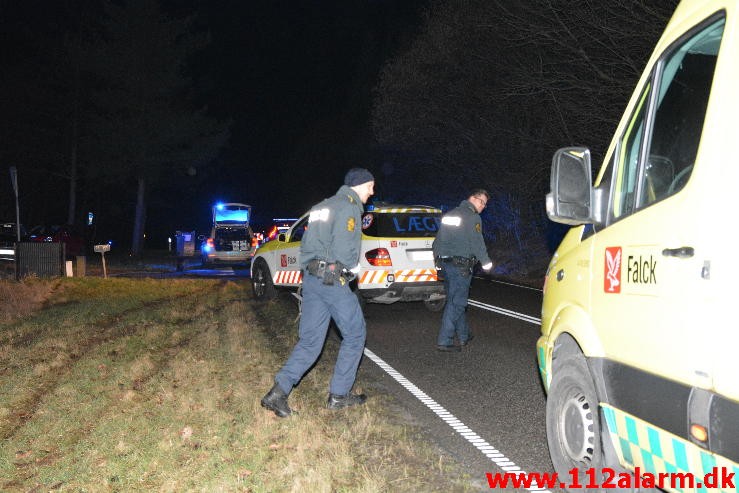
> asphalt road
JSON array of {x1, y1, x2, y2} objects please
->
[{"x1": 357, "y1": 276, "x2": 553, "y2": 491}]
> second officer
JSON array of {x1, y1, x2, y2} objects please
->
[{"x1": 432, "y1": 189, "x2": 494, "y2": 352}]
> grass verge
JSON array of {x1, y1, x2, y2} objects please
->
[{"x1": 0, "y1": 277, "x2": 473, "y2": 492}]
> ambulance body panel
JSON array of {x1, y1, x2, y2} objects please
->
[{"x1": 539, "y1": 1, "x2": 739, "y2": 489}]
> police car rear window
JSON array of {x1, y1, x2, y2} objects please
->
[{"x1": 361, "y1": 212, "x2": 440, "y2": 238}]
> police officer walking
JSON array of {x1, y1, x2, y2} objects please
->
[
  {"x1": 261, "y1": 168, "x2": 375, "y2": 417},
  {"x1": 433, "y1": 189, "x2": 493, "y2": 352}
]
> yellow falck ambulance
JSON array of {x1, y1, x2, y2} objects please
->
[{"x1": 538, "y1": 0, "x2": 739, "y2": 490}]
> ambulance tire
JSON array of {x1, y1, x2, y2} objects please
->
[
  {"x1": 546, "y1": 355, "x2": 608, "y2": 490},
  {"x1": 251, "y1": 259, "x2": 276, "y2": 300},
  {"x1": 423, "y1": 298, "x2": 446, "y2": 312}
]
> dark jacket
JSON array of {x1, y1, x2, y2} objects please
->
[
  {"x1": 300, "y1": 185, "x2": 363, "y2": 270},
  {"x1": 432, "y1": 199, "x2": 491, "y2": 266}
]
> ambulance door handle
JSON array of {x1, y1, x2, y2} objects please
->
[{"x1": 662, "y1": 246, "x2": 694, "y2": 258}]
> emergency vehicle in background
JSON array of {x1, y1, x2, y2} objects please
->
[
  {"x1": 251, "y1": 204, "x2": 446, "y2": 311},
  {"x1": 265, "y1": 218, "x2": 298, "y2": 242},
  {"x1": 538, "y1": 0, "x2": 739, "y2": 490},
  {"x1": 200, "y1": 202, "x2": 255, "y2": 265}
]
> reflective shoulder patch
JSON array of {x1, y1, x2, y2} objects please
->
[
  {"x1": 347, "y1": 217, "x2": 355, "y2": 232},
  {"x1": 475, "y1": 223, "x2": 481, "y2": 233},
  {"x1": 441, "y1": 216, "x2": 461, "y2": 226},
  {"x1": 309, "y1": 208, "x2": 330, "y2": 223}
]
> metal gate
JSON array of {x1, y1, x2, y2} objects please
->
[{"x1": 15, "y1": 242, "x2": 64, "y2": 279}]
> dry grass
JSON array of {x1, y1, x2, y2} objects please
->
[
  {"x1": 0, "y1": 276, "x2": 59, "y2": 323},
  {"x1": 0, "y1": 276, "x2": 473, "y2": 492}
]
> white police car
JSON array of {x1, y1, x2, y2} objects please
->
[{"x1": 251, "y1": 204, "x2": 446, "y2": 311}]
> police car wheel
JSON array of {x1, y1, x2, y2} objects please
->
[
  {"x1": 252, "y1": 259, "x2": 276, "y2": 300},
  {"x1": 423, "y1": 298, "x2": 446, "y2": 312},
  {"x1": 546, "y1": 355, "x2": 606, "y2": 488}
]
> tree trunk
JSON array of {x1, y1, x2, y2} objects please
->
[
  {"x1": 67, "y1": 134, "x2": 78, "y2": 226},
  {"x1": 131, "y1": 176, "x2": 146, "y2": 257},
  {"x1": 67, "y1": 37, "x2": 82, "y2": 226}
]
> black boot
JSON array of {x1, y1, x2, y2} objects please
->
[
  {"x1": 261, "y1": 383, "x2": 294, "y2": 417},
  {"x1": 327, "y1": 392, "x2": 367, "y2": 410}
]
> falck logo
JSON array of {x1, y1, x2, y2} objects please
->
[
  {"x1": 280, "y1": 254, "x2": 288, "y2": 268},
  {"x1": 604, "y1": 247, "x2": 622, "y2": 293}
]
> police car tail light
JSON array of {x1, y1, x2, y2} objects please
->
[{"x1": 366, "y1": 248, "x2": 392, "y2": 266}]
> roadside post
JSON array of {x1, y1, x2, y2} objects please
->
[
  {"x1": 94, "y1": 244, "x2": 110, "y2": 278},
  {"x1": 9, "y1": 167, "x2": 20, "y2": 242}
]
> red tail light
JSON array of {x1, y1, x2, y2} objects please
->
[{"x1": 365, "y1": 248, "x2": 392, "y2": 266}]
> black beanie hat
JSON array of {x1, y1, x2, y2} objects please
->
[{"x1": 344, "y1": 168, "x2": 374, "y2": 187}]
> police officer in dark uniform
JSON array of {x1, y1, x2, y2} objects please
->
[
  {"x1": 261, "y1": 168, "x2": 375, "y2": 417},
  {"x1": 433, "y1": 189, "x2": 493, "y2": 352}
]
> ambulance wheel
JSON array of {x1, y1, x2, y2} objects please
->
[
  {"x1": 546, "y1": 355, "x2": 606, "y2": 488},
  {"x1": 424, "y1": 298, "x2": 446, "y2": 312},
  {"x1": 252, "y1": 259, "x2": 276, "y2": 300}
]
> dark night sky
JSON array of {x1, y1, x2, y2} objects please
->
[
  {"x1": 190, "y1": 1, "x2": 429, "y2": 224},
  {"x1": 0, "y1": 0, "x2": 430, "y2": 244}
]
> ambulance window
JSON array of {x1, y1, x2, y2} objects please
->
[
  {"x1": 612, "y1": 86, "x2": 650, "y2": 220},
  {"x1": 638, "y1": 18, "x2": 723, "y2": 208},
  {"x1": 609, "y1": 16, "x2": 724, "y2": 222}
]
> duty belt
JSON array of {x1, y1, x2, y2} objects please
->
[
  {"x1": 305, "y1": 259, "x2": 353, "y2": 285},
  {"x1": 306, "y1": 258, "x2": 335, "y2": 275},
  {"x1": 437, "y1": 256, "x2": 473, "y2": 268}
]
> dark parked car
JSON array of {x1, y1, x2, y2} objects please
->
[
  {"x1": 28, "y1": 224, "x2": 86, "y2": 257},
  {"x1": 1, "y1": 222, "x2": 26, "y2": 262}
]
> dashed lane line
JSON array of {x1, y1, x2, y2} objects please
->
[
  {"x1": 467, "y1": 299, "x2": 541, "y2": 325},
  {"x1": 364, "y1": 347, "x2": 551, "y2": 492}
]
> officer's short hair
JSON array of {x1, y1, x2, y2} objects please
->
[{"x1": 469, "y1": 188, "x2": 490, "y2": 201}]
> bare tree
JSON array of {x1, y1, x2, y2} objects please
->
[
  {"x1": 85, "y1": 0, "x2": 229, "y2": 256},
  {"x1": 372, "y1": 0, "x2": 676, "y2": 273}
]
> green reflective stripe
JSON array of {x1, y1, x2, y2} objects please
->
[
  {"x1": 648, "y1": 427, "x2": 662, "y2": 458},
  {"x1": 640, "y1": 448, "x2": 656, "y2": 477},
  {"x1": 673, "y1": 439, "x2": 689, "y2": 471},
  {"x1": 603, "y1": 405, "x2": 617, "y2": 432},
  {"x1": 601, "y1": 404, "x2": 739, "y2": 493},
  {"x1": 626, "y1": 415, "x2": 639, "y2": 443}
]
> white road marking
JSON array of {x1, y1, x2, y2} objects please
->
[
  {"x1": 467, "y1": 299, "x2": 541, "y2": 325},
  {"x1": 473, "y1": 276, "x2": 543, "y2": 292},
  {"x1": 364, "y1": 348, "x2": 551, "y2": 492}
]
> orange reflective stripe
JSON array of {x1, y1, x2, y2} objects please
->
[
  {"x1": 358, "y1": 269, "x2": 439, "y2": 284},
  {"x1": 274, "y1": 270, "x2": 303, "y2": 284}
]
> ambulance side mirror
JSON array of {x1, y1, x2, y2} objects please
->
[
  {"x1": 278, "y1": 233, "x2": 287, "y2": 242},
  {"x1": 547, "y1": 146, "x2": 594, "y2": 225}
]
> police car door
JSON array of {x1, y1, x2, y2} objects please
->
[
  {"x1": 589, "y1": 17, "x2": 723, "y2": 419},
  {"x1": 273, "y1": 214, "x2": 307, "y2": 287}
]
